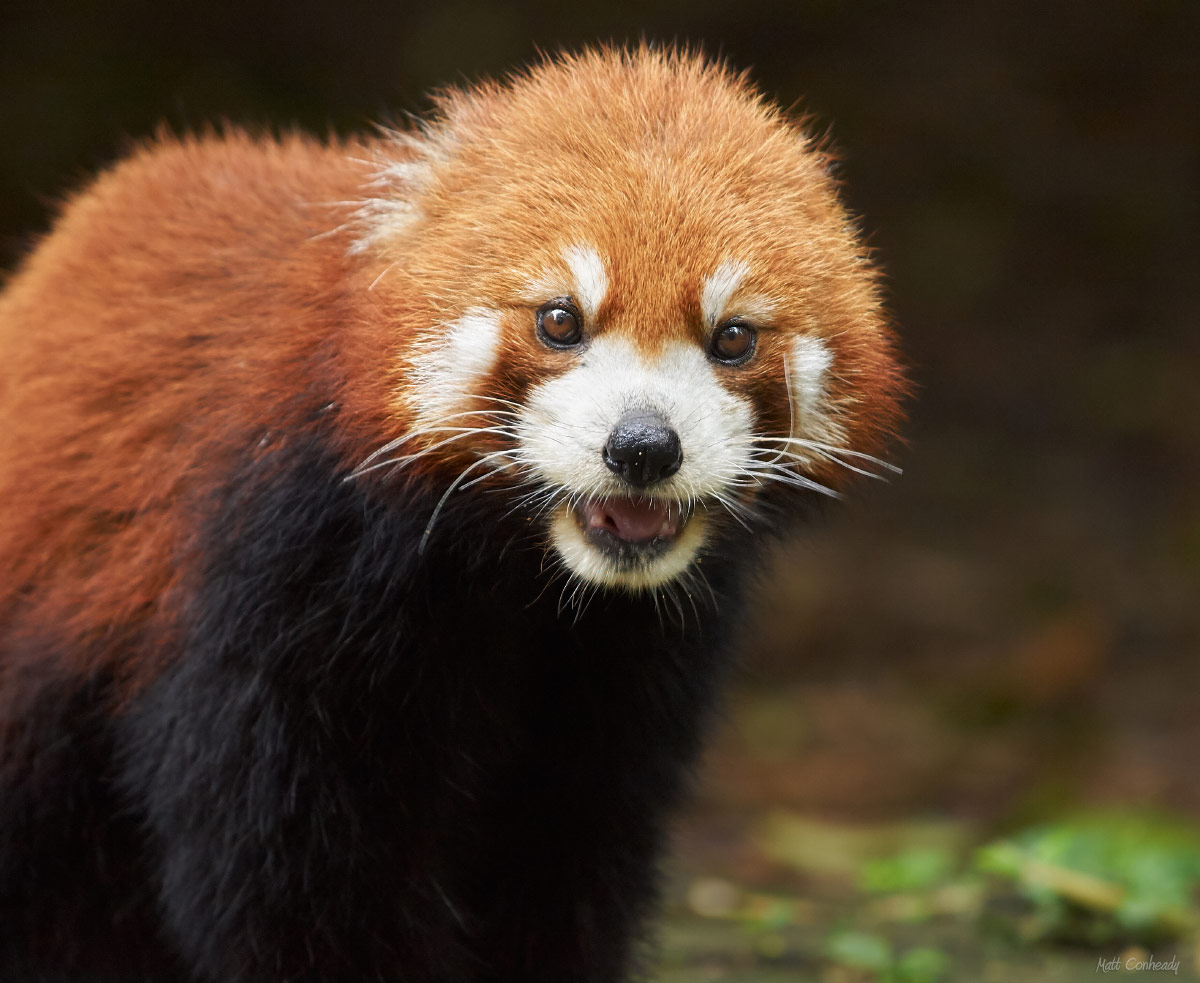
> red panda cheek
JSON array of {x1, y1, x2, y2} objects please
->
[{"x1": 714, "y1": 337, "x2": 793, "y2": 438}]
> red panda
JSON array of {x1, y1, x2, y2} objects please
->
[{"x1": 0, "y1": 47, "x2": 903, "y2": 982}]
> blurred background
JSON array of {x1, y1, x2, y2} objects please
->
[{"x1": 2, "y1": 0, "x2": 1197, "y2": 979}]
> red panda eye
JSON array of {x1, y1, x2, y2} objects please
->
[
  {"x1": 710, "y1": 321, "x2": 756, "y2": 364},
  {"x1": 537, "y1": 300, "x2": 583, "y2": 348}
]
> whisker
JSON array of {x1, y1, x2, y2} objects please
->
[
  {"x1": 418, "y1": 450, "x2": 514, "y2": 554},
  {"x1": 351, "y1": 408, "x2": 520, "y2": 470},
  {"x1": 710, "y1": 492, "x2": 756, "y2": 532},
  {"x1": 752, "y1": 435, "x2": 901, "y2": 477},
  {"x1": 761, "y1": 355, "x2": 797, "y2": 470},
  {"x1": 739, "y1": 461, "x2": 842, "y2": 498},
  {"x1": 456, "y1": 454, "x2": 524, "y2": 490},
  {"x1": 349, "y1": 425, "x2": 520, "y2": 480}
]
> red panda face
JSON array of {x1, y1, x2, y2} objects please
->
[
  {"x1": 353, "y1": 49, "x2": 904, "y2": 594},
  {"x1": 509, "y1": 243, "x2": 829, "y2": 592}
]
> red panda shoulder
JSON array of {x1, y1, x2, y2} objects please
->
[{"x1": 0, "y1": 132, "x2": 379, "y2": 691}]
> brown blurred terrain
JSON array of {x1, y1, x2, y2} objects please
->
[{"x1": 2, "y1": 0, "x2": 1197, "y2": 978}]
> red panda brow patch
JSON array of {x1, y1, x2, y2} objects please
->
[
  {"x1": 561, "y1": 243, "x2": 608, "y2": 321},
  {"x1": 701, "y1": 259, "x2": 750, "y2": 326}
]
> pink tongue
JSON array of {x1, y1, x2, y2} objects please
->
[{"x1": 581, "y1": 498, "x2": 678, "y2": 543}]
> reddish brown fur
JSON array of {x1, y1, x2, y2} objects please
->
[
  {"x1": 0, "y1": 46, "x2": 902, "y2": 714},
  {"x1": 0, "y1": 133, "x2": 387, "y2": 698},
  {"x1": 367, "y1": 49, "x2": 903, "y2": 483},
  {"x1": 0, "y1": 47, "x2": 905, "y2": 982}
]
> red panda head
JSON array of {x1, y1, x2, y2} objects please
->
[{"x1": 349, "y1": 47, "x2": 904, "y2": 593}]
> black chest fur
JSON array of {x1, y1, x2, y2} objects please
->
[{"x1": 1, "y1": 433, "x2": 748, "y2": 982}]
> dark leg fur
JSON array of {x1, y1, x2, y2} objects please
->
[
  {"x1": 0, "y1": 663, "x2": 181, "y2": 981},
  {"x1": 105, "y1": 434, "x2": 743, "y2": 982}
]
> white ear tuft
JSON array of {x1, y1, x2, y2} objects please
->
[{"x1": 349, "y1": 128, "x2": 448, "y2": 253}]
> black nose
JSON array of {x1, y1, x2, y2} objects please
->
[{"x1": 602, "y1": 410, "x2": 683, "y2": 487}]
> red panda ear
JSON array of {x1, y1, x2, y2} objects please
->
[
  {"x1": 351, "y1": 126, "x2": 442, "y2": 254},
  {"x1": 354, "y1": 76, "x2": 520, "y2": 255}
]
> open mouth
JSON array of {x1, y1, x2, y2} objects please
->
[
  {"x1": 548, "y1": 495, "x2": 707, "y2": 589},
  {"x1": 573, "y1": 496, "x2": 690, "y2": 565}
]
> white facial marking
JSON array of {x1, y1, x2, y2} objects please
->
[
  {"x1": 700, "y1": 258, "x2": 778, "y2": 327},
  {"x1": 517, "y1": 335, "x2": 755, "y2": 590},
  {"x1": 788, "y1": 334, "x2": 844, "y2": 450},
  {"x1": 520, "y1": 335, "x2": 754, "y2": 502},
  {"x1": 409, "y1": 307, "x2": 502, "y2": 427},
  {"x1": 562, "y1": 243, "x2": 608, "y2": 321},
  {"x1": 701, "y1": 259, "x2": 750, "y2": 326}
]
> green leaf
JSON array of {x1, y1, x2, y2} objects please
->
[
  {"x1": 826, "y1": 929, "x2": 892, "y2": 971},
  {"x1": 860, "y1": 846, "x2": 955, "y2": 893},
  {"x1": 894, "y1": 946, "x2": 950, "y2": 983}
]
